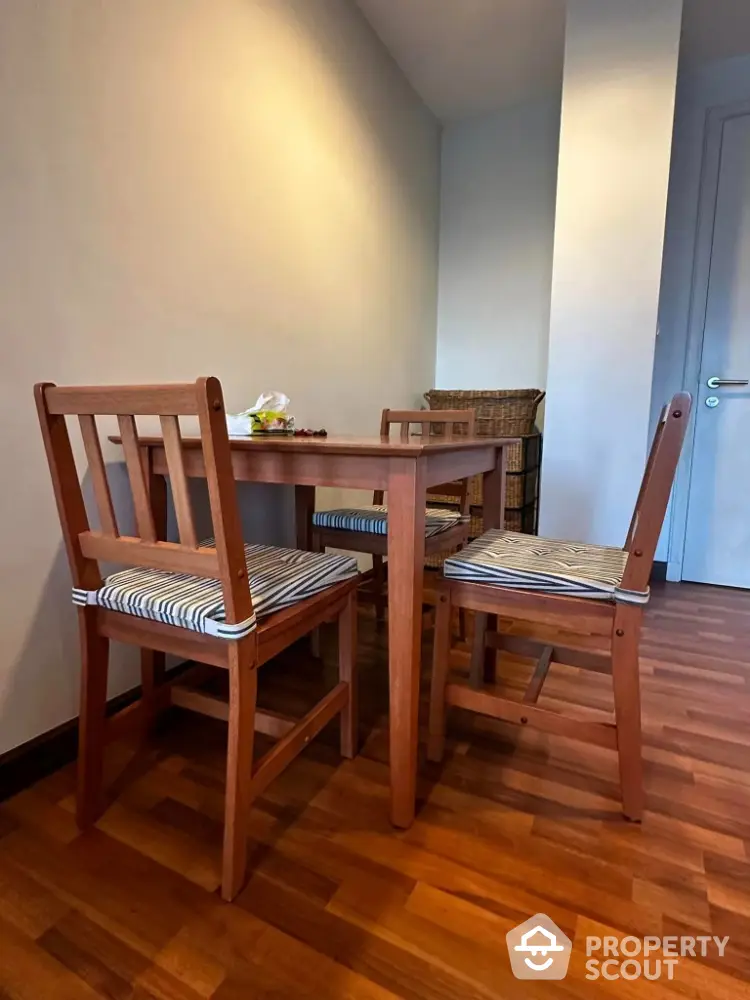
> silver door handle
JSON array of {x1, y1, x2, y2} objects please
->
[{"x1": 706, "y1": 376, "x2": 749, "y2": 389}]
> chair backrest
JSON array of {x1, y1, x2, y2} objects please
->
[
  {"x1": 620, "y1": 391, "x2": 692, "y2": 595},
  {"x1": 379, "y1": 408, "x2": 476, "y2": 442},
  {"x1": 375, "y1": 408, "x2": 476, "y2": 514},
  {"x1": 34, "y1": 377, "x2": 253, "y2": 627}
]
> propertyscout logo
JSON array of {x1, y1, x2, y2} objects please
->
[
  {"x1": 506, "y1": 915, "x2": 729, "y2": 981},
  {"x1": 506, "y1": 914, "x2": 572, "y2": 980},
  {"x1": 584, "y1": 933, "x2": 730, "y2": 982}
]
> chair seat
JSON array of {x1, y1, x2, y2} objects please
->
[
  {"x1": 72, "y1": 542, "x2": 359, "y2": 639},
  {"x1": 443, "y1": 529, "x2": 648, "y2": 605},
  {"x1": 312, "y1": 504, "x2": 466, "y2": 538}
]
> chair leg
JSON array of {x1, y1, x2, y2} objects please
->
[
  {"x1": 338, "y1": 591, "x2": 359, "y2": 759},
  {"x1": 372, "y1": 555, "x2": 387, "y2": 624},
  {"x1": 611, "y1": 605, "x2": 645, "y2": 822},
  {"x1": 457, "y1": 608, "x2": 468, "y2": 644},
  {"x1": 427, "y1": 588, "x2": 453, "y2": 762},
  {"x1": 310, "y1": 531, "x2": 324, "y2": 658},
  {"x1": 469, "y1": 612, "x2": 488, "y2": 688},
  {"x1": 140, "y1": 649, "x2": 165, "y2": 734},
  {"x1": 484, "y1": 615, "x2": 500, "y2": 684},
  {"x1": 222, "y1": 640, "x2": 257, "y2": 902},
  {"x1": 310, "y1": 626, "x2": 322, "y2": 660},
  {"x1": 453, "y1": 541, "x2": 468, "y2": 644},
  {"x1": 76, "y1": 608, "x2": 109, "y2": 829}
]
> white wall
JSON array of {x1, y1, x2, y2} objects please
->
[
  {"x1": 435, "y1": 96, "x2": 561, "y2": 391},
  {"x1": 0, "y1": 0, "x2": 440, "y2": 754},
  {"x1": 539, "y1": 0, "x2": 682, "y2": 546},
  {"x1": 651, "y1": 52, "x2": 750, "y2": 568}
]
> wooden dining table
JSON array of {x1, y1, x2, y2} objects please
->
[{"x1": 125, "y1": 431, "x2": 517, "y2": 828}]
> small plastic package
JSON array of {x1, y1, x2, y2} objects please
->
[{"x1": 226, "y1": 391, "x2": 295, "y2": 436}]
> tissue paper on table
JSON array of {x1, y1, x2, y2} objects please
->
[{"x1": 226, "y1": 391, "x2": 295, "y2": 436}]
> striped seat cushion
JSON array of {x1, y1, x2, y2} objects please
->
[
  {"x1": 312, "y1": 505, "x2": 466, "y2": 538},
  {"x1": 72, "y1": 542, "x2": 358, "y2": 639},
  {"x1": 443, "y1": 530, "x2": 648, "y2": 605}
]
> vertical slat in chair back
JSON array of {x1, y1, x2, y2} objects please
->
[
  {"x1": 620, "y1": 392, "x2": 692, "y2": 594},
  {"x1": 375, "y1": 408, "x2": 476, "y2": 511},
  {"x1": 78, "y1": 414, "x2": 118, "y2": 538},
  {"x1": 159, "y1": 414, "x2": 198, "y2": 548},
  {"x1": 117, "y1": 413, "x2": 158, "y2": 542},
  {"x1": 34, "y1": 377, "x2": 252, "y2": 627}
]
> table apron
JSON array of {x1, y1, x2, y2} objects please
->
[
  {"x1": 423, "y1": 446, "x2": 498, "y2": 488},
  {"x1": 152, "y1": 447, "x2": 392, "y2": 491},
  {"x1": 149, "y1": 444, "x2": 502, "y2": 493}
]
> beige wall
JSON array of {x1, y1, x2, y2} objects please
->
[
  {"x1": 0, "y1": 0, "x2": 440, "y2": 753},
  {"x1": 436, "y1": 95, "x2": 561, "y2": 394}
]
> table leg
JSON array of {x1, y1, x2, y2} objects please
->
[
  {"x1": 143, "y1": 448, "x2": 167, "y2": 725},
  {"x1": 295, "y1": 485, "x2": 316, "y2": 551},
  {"x1": 480, "y1": 446, "x2": 508, "y2": 682},
  {"x1": 295, "y1": 484, "x2": 321, "y2": 655},
  {"x1": 147, "y1": 465, "x2": 169, "y2": 543},
  {"x1": 386, "y1": 459, "x2": 426, "y2": 828}
]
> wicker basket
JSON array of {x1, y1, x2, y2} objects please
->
[
  {"x1": 432, "y1": 471, "x2": 524, "y2": 507},
  {"x1": 423, "y1": 388, "x2": 544, "y2": 438},
  {"x1": 424, "y1": 390, "x2": 543, "y2": 570},
  {"x1": 430, "y1": 433, "x2": 541, "y2": 508}
]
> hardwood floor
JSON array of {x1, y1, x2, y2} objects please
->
[{"x1": 2, "y1": 580, "x2": 750, "y2": 997}]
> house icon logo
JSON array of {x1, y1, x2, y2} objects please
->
[{"x1": 506, "y1": 913, "x2": 573, "y2": 980}]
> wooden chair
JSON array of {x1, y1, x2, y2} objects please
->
[
  {"x1": 35, "y1": 377, "x2": 360, "y2": 901},
  {"x1": 428, "y1": 393, "x2": 692, "y2": 820},
  {"x1": 311, "y1": 408, "x2": 476, "y2": 622}
]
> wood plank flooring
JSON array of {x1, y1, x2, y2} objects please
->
[{"x1": 2, "y1": 580, "x2": 750, "y2": 997}]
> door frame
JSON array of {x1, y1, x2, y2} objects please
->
[{"x1": 668, "y1": 97, "x2": 750, "y2": 582}]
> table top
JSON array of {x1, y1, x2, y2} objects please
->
[{"x1": 112, "y1": 433, "x2": 519, "y2": 458}]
